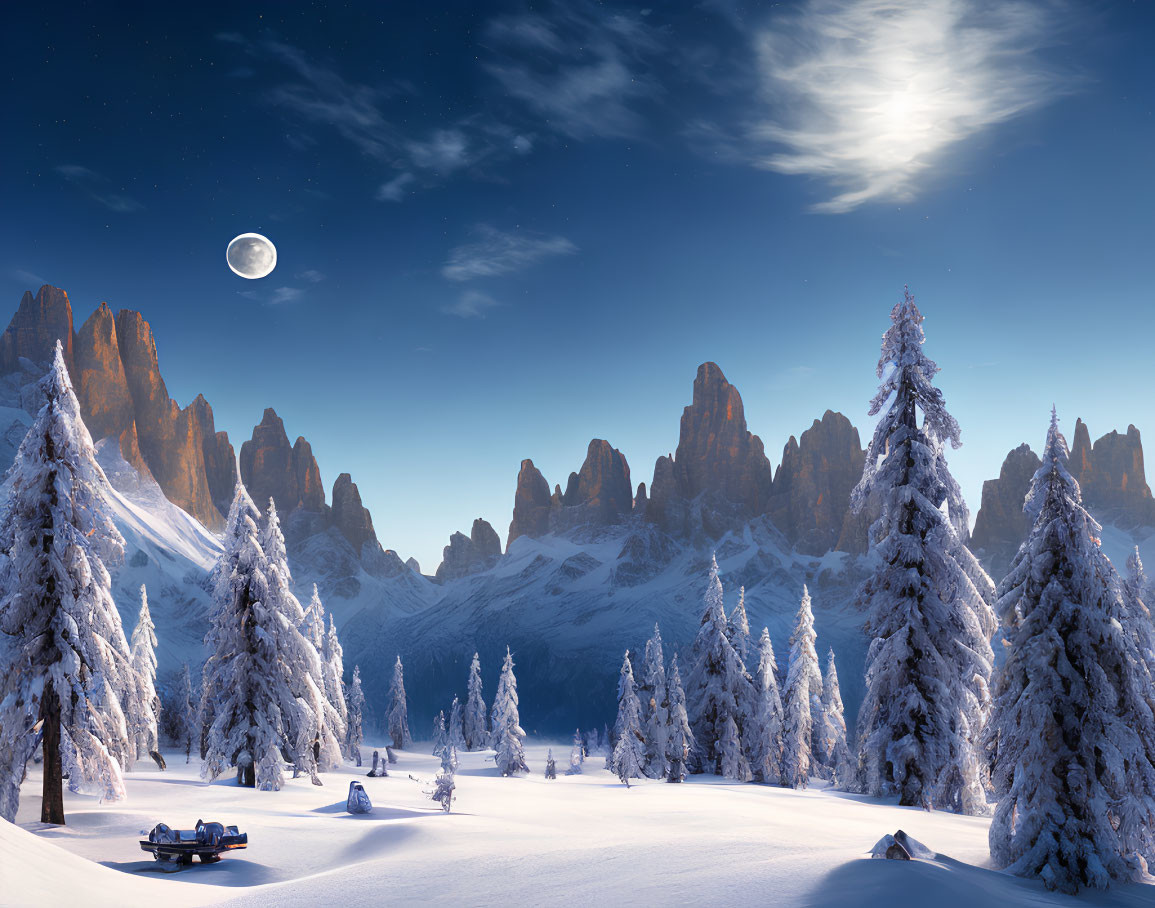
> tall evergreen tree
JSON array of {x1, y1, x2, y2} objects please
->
[
  {"x1": 127, "y1": 584, "x2": 162, "y2": 764},
  {"x1": 463, "y1": 652, "x2": 488, "y2": 751},
  {"x1": 322, "y1": 613, "x2": 350, "y2": 756},
  {"x1": 346, "y1": 665, "x2": 365, "y2": 765},
  {"x1": 448, "y1": 696, "x2": 466, "y2": 750},
  {"x1": 0, "y1": 343, "x2": 133, "y2": 824},
  {"x1": 610, "y1": 653, "x2": 647, "y2": 785},
  {"x1": 820, "y1": 649, "x2": 852, "y2": 788},
  {"x1": 387, "y1": 656, "x2": 412, "y2": 749},
  {"x1": 718, "y1": 714, "x2": 751, "y2": 782},
  {"x1": 751, "y1": 627, "x2": 785, "y2": 785},
  {"x1": 490, "y1": 647, "x2": 528, "y2": 775},
  {"x1": 783, "y1": 586, "x2": 821, "y2": 789},
  {"x1": 685, "y1": 555, "x2": 754, "y2": 775},
  {"x1": 727, "y1": 586, "x2": 751, "y2": 666},
  {"x1": 201, "y1": 483, "x2": 322, "y2": 789},
  {"x1": 850, "y1": 287, "x2": 995, "y2": 814},
  {"x1": 987, "y1": 412, "x2": 1155, "y2": 892},
  {"x1": 174, "y1": 663, "x2": 195, "y2": 763},
  {"x1": 639, "y1": 624, "x2": 669, "y2": 779},
  {"x1": 432, "y1": 710, "x2": 448, "y2": 757},
  {"x1": 664, "y1": 655, "x2": 695, "y2": 783},
  {"x1": 301, "y1": 583, "x2": 326, "y2": 651},
  {"x1": 261, "y1": 502, "x2": 340, "y2": 774}
]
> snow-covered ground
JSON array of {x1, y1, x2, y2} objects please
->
[{"x1": 8, "y1": 741, "x2": 1155, "y2": 907}]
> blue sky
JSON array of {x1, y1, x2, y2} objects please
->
[{"x1": 3, "y1": 1, "x2": 1153, "y2": 570}]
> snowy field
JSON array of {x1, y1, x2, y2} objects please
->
[{"x1": 6, "y1": 741, "x2": 1155, "y2": 908}]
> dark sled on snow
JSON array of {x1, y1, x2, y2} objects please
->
[{"x1": 140, "y1": 819, "x2": 247, "y2": 864}]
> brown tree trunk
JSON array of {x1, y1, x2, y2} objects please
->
[{"x1": 40, "y1": 680, "x2": 65, "y2": 825}]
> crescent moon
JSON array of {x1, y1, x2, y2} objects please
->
[{"x1": 226, "y1": 233, "x2": 277, "y2": 279}]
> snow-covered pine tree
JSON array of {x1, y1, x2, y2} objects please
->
[
  {"x1": 684, "y1": 555, "x2": 754, "y2": 776},
  {"x1": 301, "y1": 583, "x2": 326, "y2": 651},
  {"x1": 584, "y1": 727, "x2": 598, "y2": 756},
  {"x1": 490, "y1": 647, "x2": 528, "y2": 776},
  {"x1": 127, "y1": 584, "x2": 162, "y2": 765},
  {"x1": 545, "y1": 748, "x2": 557, "y2": 779},
  {"x1": 463, "y1": 652, "x2": 488, "y2": 751},
  {"x1": 640, "y1": 624, "x2": 669, "y2": 779},
  {"x1": 174, "y1": 660, "x2": 195, "y2": 762},
  {"x1": 664, "y1": 655, "x2": 695, "y2": 783},
  {"x1": 448, "y1": 696, "x2": 466, "y2": 750},
  {"x1": 387, "y1": 656, "x2": 412, "y2": 749},
  {"x1": 610, "y1": 652, "x2": 647, "y2": 785},
  {"x1": 1122, "y1": 547, "x2": 1155, "y2": 679},
  {"x1": 751, "y1": 627, "x2": 785, "y2": 785},
  {"x1": 783, "y1": 586, "x2": 821, "y2": 789},
  {"x1": 850, "y1": 287, "x2": 995, "y2": 814},
  {"x1": 322, "y1": 613, "x2": 350, "y2": 756},
  {"x1": 727, "y1": 586, "x2": 751, "y2": 666},
  {"x1": 567, "y1": 728, "x2": 584, "y2": 774},
  {"x1": 261, "y1": 502, "x2": 341, "y2": 774},
  {"x1": 718, "y1": 713, "x2": 751, "y2": 782},
  {"x1": 986, "y1": 412, "x2": 1155, "y2": 892},
  {"x1": 820, "y1": 649, "x2": 851, "y2": 788},
  {"x1": 200, "y1": 482, "x2": 318, "y2": 789},
  {"x1": 0, "y1": 342, "x2": 135, "y2": 825},
  {"x1": 432, "y1": 710, "x2": 448, "y2": 757},
  {"x1": 440, "y1": 743, "x2": 459, "y2": 775},
  {"x1": 346, "y1": 665, "x2": 365, "y2": 765}
]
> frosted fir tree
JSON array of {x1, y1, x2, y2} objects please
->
[
  {"x1": 726, "y1": 586, "x2": 751, "y2": 666},
  {"x1": 127, "y1": 584, "x2": 162, "y2": 765},
  {"x1": 174, "y1": 663, "x2": 196, "y2": 762},
  {"x1": 1122, "y1": 547, "x2": 1155, "y2": 677},
  {"x1": 0, "y1": 343, "x2": 133, "y2": 824},
  {"x1": 200, "y1": 483, "x2": 319, "y2": 788},
  {"x1": 684, "y1": 555, "x2": 755, "y2": 775},
  {"x1": 387, "y1": 656, "x2": 412, "y2": 749},
  {"x1": 322, "y1": 613, "x2": 350, "y2": 755},
  {"x1": 820, "y1": 649, "x2": 852, "y2": 788},
  {"x1": 567, "y1": 728, "x2": 584, "y2": 774},
  {"x1": 639, "y1": 624, "x2": 669, "y2": 779},
  {"x1": 448, "y1": 696, "x2": 466, "y2": 750},
  {"x1": 611, "y1": 652, "x2": 647, "y2": 785},
  {"x1": 987, "y1": 412, "x2": 1155, "y2": 892},
  {"x1": 463, "y1": 652, "x2": 488, "y2": 751},
  {"x1": 300, "y1": 582, "x2": 326, "y2": 651},
  {"x1": 440, "y1": 743, "x2": 459, "y2": 775},
  {"x1": 346, "y1": 665, "x2": 365, "y2": 765},
  {"x1": 432, "y1": 710, "x2": 448, "y2": 757},
  {"x1": 718, "y1": 714, "x2": 751, "y2": 782},
  {"x1": 584, "y1": 727, "x2": 599, "y2": 756},
  {"x1": 545, "y1": 748, "x2": 557, "y2": 779},
  {"x1": 751, "y1": 627, "x2": 785, "y2": 785},
  {"x1": 664, "y1": 655, "x2": 695, "y2": 783},
  {"x1": 783, "y1": 586, "x2": 821, "y2": 789},
  {"x1": 261, "y1": 503, "x2": 341, "y2": 774},
  {"x1": 850, "y1": 287, "x2": 996, "y2": 814},
  {"x1": 490, "y1": 647, "x2": 528, "y2": 776}
]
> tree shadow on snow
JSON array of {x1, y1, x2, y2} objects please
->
[
  {"x1": 310, "y1": 801, "x2": 433, "y2": 821},
  {"x1": 803, "y1": 855, "x2": 1155, "y2": 908}
]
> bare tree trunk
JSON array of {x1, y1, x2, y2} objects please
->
[{"x1": 40, "y1": 680, "x2": 65, "y2": 825}]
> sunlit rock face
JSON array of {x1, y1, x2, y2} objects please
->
[
  {"x1": 770, "y1": 410, "x2": 866, "y2": 556},
  {"x1": 970, "y1": 443, "x2": 1043, "y2": 579}
]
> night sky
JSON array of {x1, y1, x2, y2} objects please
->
[{"x1": 3, "y1": 1, "x2": 1153, "y2": 570}]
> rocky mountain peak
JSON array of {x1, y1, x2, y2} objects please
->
[
  {"x1": 0, "y1": 285, "x2": 75, "y2": 374},
  {"x1": 436, "y1": 517, "x2": 503, "y2": 582},
  {"x1": 970, "y1": 443, "x2": 1042, "y2": 578},
  {"x1": 239, "y1": 408, "x2": 326, "y2": 516},
  {"x1": 769, "y1": 409, "x2": 866, "y2": 555},
  {"x1": 332, "y1": 472, "x2": 377, "y2": 554},
  {"x1": 507, "y1": 458, "x2": 553, "y2": 548}
]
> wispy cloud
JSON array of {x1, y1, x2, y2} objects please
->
[
  {"x1": 10, "y1": 268, "x2": 48, "y2": 288},
  {"x1": 484, "y1": 4, "x2": 663, "y2": 139},
  {"x1": 442, "y1": 225, "x2": 577, "y2": 282},
  {"x1": 55, "y1": 164, "x2": 143, "y2": 213},
  {"x1": 219, "y1": 34, "x2": 521, "y2": 200},
  {"x1": 296, "y1": 269, "x2": 326, "y2": 283},
  {"x1": 442, "y1": 290, "x2": 502, "y2": 319},
  {"x1": 746, "y1": 0, "x2": 1068, "y2": 213},
  {"x1": 238, "y1": 272, "x2": 322, "y2": 305}
]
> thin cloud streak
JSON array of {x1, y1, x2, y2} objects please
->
[
  {"x1": 442, "y1": 289, "x2": 502, "y2": 319},
  {"x1": 442, "y1": 225, "x2": 577, "y2": 282},
  {"x1": 750, "y1": 0, "x2": 1069, "y2": 213}
]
